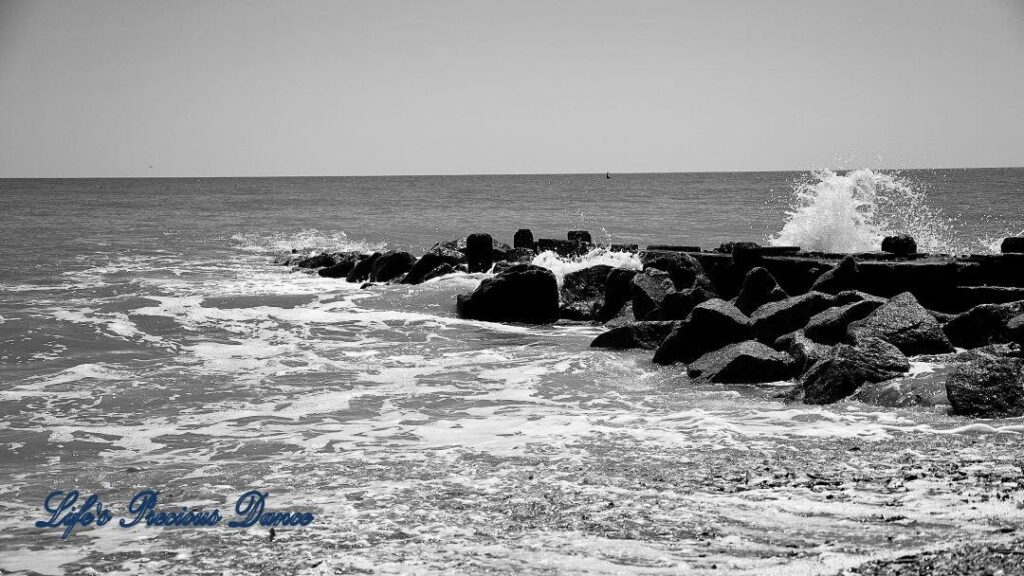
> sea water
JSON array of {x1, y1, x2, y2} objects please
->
[{"x1": 1, "y1": 169, "x2": 1024, "y2": 575}]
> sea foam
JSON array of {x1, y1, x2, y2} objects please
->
[{"x1": 768, "y1": 168, "x2": 986, "y2": 254}]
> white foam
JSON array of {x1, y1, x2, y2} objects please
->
[{"x1": 531, "y1": 247, "x2": 641, "y2": 285}]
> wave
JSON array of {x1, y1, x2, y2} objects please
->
[
  {"x1": 229, "y1": 228, "x2": 386, "y2": 255},
  {"x1": 767, "y1": 168, "x2": 997, "y2": 254},
  {"x1": 531, "y1": 247, "x2": 642, "y2": 285}
]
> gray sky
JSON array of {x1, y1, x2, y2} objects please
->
[{"x1": 1, "y1": 0, "x2": 1023, "y2": 177}]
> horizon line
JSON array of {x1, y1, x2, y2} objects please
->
[{"x1": 2, "y1": 164, "x2": 1023, "y2": 180}]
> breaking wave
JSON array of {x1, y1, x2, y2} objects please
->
[
  {"x1": 768, "y1": 168, "x2": 991, "y2": 254},
  {"x1": 230, "y1": 228, "x2": 386, "y2": 255},
  {"x1": 531, "y1": 247, "x2": 642, "y2": 286}
]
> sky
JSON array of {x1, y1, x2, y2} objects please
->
[{"x1": 1, "y1": 0, "x2": 1023, "y2": 177}]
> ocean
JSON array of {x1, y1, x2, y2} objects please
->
[{"x1": 2, "y1": 168, "x2": 1024, "y2": 575}]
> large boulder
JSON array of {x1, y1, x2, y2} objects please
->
[
  {"x1": 369, "y1": 251, "x2": 417, "y2": 283},
  {"x1": 946, "y1": 356, "x2": 1024, "y2": 417},
  {"x1": 810, "y1": 256, "x2": 859, "y2": 294},
  {"x1": 943, "y1": 301, "x2": 1024, "y2": 349},
  {"x1": 346, "y1": 252, "x2": 382, "y2": 283},
  {"x1": 658, "y1": 282, "x2": 716, "y2": 320},
  {"x1": 513, "y1": 229, "x2": 536, "y2": 250},
  {"x1": 847, "y1": 292, "x2": 954, "y2": 355},
  {"x1": 456, "y1": 264, "x2": 559, "y2": 324},
  {"x1": 630, "y1": 269, "x2": 675, "y2": 320},
  {"x1": 590, "y1": 321, "x2": 676, "y2": 351},
  {"x1": 466, "y1": 233, "x2": 494, "y2": 273},
  {"x1": 653, "y1": 299, "x2": 751, "y2": 365},
  {"x1": 318, "y1": 252, "x2": 363, "y2": 278},
  {"x1": 733, "y1": 267, "x2": 788, "y2": 316},
  {"x1": 797, "y1": 337, "x2": 910, "y2": 404},
  {"x1": 597, "y1": 268, "x2": 638, "y2": 321},
  {"x1": 296, "y1": 253, "x2": 338, "y2": 269},
  {"x1": 421, "y1": 262, "x2": 457, "y2": 282},
  {"x1": 403, "y1": 246, "x2": 465, "y2": 285},
  {"x1": 749, "y1": 291, "x2": 836, "y2": 343},
  {"x1": 641, "y1": 251, "x2": 705, "y2": 290},
  {"x1": 774, "y1": 331, "x2": 832, "y2": 375},
  {"x1": 686, "y1": 341, "x2": 796, "y2": 384},
  {"x1": 560, "y1": 265, "x2": 614, "y2": 321},
  {"x1": 881, "y1": 234, "x2": 917, "y2": 256},
  {"x1": 804, "y1": 299, "x2": 885, "y2": 344}
]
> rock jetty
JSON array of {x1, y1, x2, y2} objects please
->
[{"x1": 275, "y1": 231, "x2": 1024, "y2": 417}]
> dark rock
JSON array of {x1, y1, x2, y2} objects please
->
[
  {"x1": 834, "y1": 290, "x2": 886, "y2": 306},
  {"x1": 466, "y1": 233, "x2": 494, "y2": 273},
  {"x1": 646, "y1": 244, "x2": 701, "y2": 253},
  {"x1": 687, "y1": 341, "x2": 796, "y2": 384},
  {"x1": 946, "y1": 356, "x2": 1024, "y2": 417},
  {"x1": 798, "y1": 337, "x2": 910, "y2": 404},
  {"x1": 804, "y1": 299, "x2": 885, "y2": 344},
  {"x1": 810, "y1": 256, "x2": 859, "y2": 294},
  {"x1": 749, "y1": 291, "x2": 836, "y2": 343},
  {"x1": 296, "y1": 253, "x2": 337, "y2": 269},
  {"x1": 346, "y1": 252, "x2": 382, "y2": 283},
  {"x1": 318, "y1": 252, "x2": 363, "y2": 278},
  {"x1": 603, "y1": 302, "x2": 635, "y2": 328},
  {"x1": 734, "y1": 267, "x2": 788, "y2": 315},
  {"x1": 1001, "y1": 237, "x2": 1024, "y2": 254},
  {"x1": 456, "y1": 264, "x2": 559, "y2": 324},
  {"x1": 943, "y1": 300, "x2": 1024, "y2": 348},
  {"x1": 568, "y1": 230, "x2": 593, "y2": 243},
  {"x1": 848, "y1": 292, "x2": 955, "y2": 355},
  {"x1": 590, "y1": 321, "x2": 676, "y2": 350},
  {"x1": 1010, "y1": 314, "x2": 1024, "y2": 346},
  {"x1": 559, "y1": 265, "x2": 614, "y2": 321},
  {"x1": 597, "y1": 268, "x2": 638, "y2": 322},
  {"x1": 490, "y1": 241, "x2": 515, "y2": 264},
  {"x1": 536, "y1": 238, "x2": 590, "y2": 258},
  {"x1": 731, "y1": 242, "x2": 763, "y2": 268},
  {"x1": 610, "y1": 243, "x2": 640, "y2": 253},
  {"x1": 653, "y1": 299, "x2": 751, "y2": 365},
  {"x1": 421, "y1": 262, "x2": 456, "y2": 282},
  {"x1": 882, "y1": 234, "x2": 918, "y2": 255},
  {"x1": 659, "y1": 282, "x2": 717, "y2": 320},
  {"x1": 369, "y1": 251, "x2": 416, "y2": 283},
  {"x1": 403, "y1": 247, "x2": 464, "y2": 284},
  {"x1": 640, "y1": 251, "x2": 706, "y2": 290},
  {"x1": 774, "y1": 331, "x2": 832, "y2": 375},
  {"x1": 514, "y1": 229, "x2": 535, "y2": 250},
  {"x1": 506, "y1": 247, "x2": 536, "y2": 263},
  {"x1": 630, "y1": 269, "x2": 675, "y2": 320}
]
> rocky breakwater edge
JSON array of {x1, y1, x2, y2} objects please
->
[{"x1": 276, "y1": 230, "x2": 1024, "y2": 420}]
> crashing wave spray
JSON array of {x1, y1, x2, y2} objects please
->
[{"x1": 768, "y1": 168, "x2": 968, "y2": 254}]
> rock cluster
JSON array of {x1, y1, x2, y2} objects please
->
[{"x1": 274, "y1": 232, "x2": 1024, "y2": 418}]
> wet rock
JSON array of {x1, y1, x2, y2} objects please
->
[
  {"x1": 810, "y1": 256, "x2": 859, "y2": 294},
  {"x1": 421, "y1": 262, "x2": 456, "y2": 282},
  {"x1": 490, "y1": 241, "x2": 516, "y2": 264},
  {"x1": 1001, "y1": 237, "x2": 1024, "y2": 254},
  {"x1": 774, "y1": 331, "x2": 832, "y2": 375},
  {"x1": 560, "y1": 264, "x2": 614, "y2": 321},
  {"x1": 798, "y1": 337, "x2": 910, "y2": 404},
  {"x1": 402, "y1": 246, "x2": 464, "y2": 285},
  {"x1": 590, "y1": 321, "x2": 676, "y2": 350},
  {"x1": 653, "y1": 299, "x2": 751, "y2": 365},
  {"x1": 881, "y1": 234, "x2": 918, "y2": 255},
  {"x1": 456, "y1": 264, "x2": 559, "y2": 324},
  {"x1": 848, "y1": 292, "x2": 955, "y2": 355},
  {"x1": 568, "y1": 230, "x2": 593, "y2": 243},
  {"x1": 749, "y1": 291, "x2": 836, "y2": 343},
  {"x1": 368, "y1": 251, "x2": 416, "y2": 282},
  {"x1": 346, "y1": 252, "x2": 381, "y2": 283},
  {"x1": 536, "y1": 238, "x2": 590, "y2": 258},
  {"x1": 514, "y1": 228, "x2": 535, "y2": 250},
  {"x1": 943, "y1": 300, "x2": 1024, "y2": 348},
  {"x1": 733, "y1": 267, "x2": 788, "y2": 316},
  {"x1": 946, "y1": 356, "x2": 1024, "y2": 417},
  {"x1": 603, "y1": 302, "x2": 635, "y2": 328},
  {"x1": 630, "y1": 269, "x2": 675, "y2": 320},
  {"x1": 730, "y1": 241, "x2": 763, "y2": 269},
  {"x1": 504, "y1": 247, "x2": 537, "y2": 263},
  {"x1": 466, "y1": 233, "x2": 494, "y2": 273},
  {"x1": 804, "y1": 299, "x2": 884, "y2": 344},
  {"x1": 1011, "y1": 314, "x2": 1024, "y2": 346},
  {"x1": 658, "y1": 282, "x2": 717, "y2": 320},
  {"x1": 640, "y1": 251, "x2": 706, "y2": 291},
  {"x1": 296, "y1": 253, "x2": 337, "y2": 269},
  {"x1": 597, "y1": 268, "x2": 638, "y2": 322},
  {"x1": 318, "y1": 252, "x2": 363, "y2": 278},
  {"x1": 687, "y1": 341, "x2": 796, "y2": 384}
]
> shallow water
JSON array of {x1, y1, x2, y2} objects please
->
[{"x1": 1, "y1": 170, "x2": 1024, "y2": 575}]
